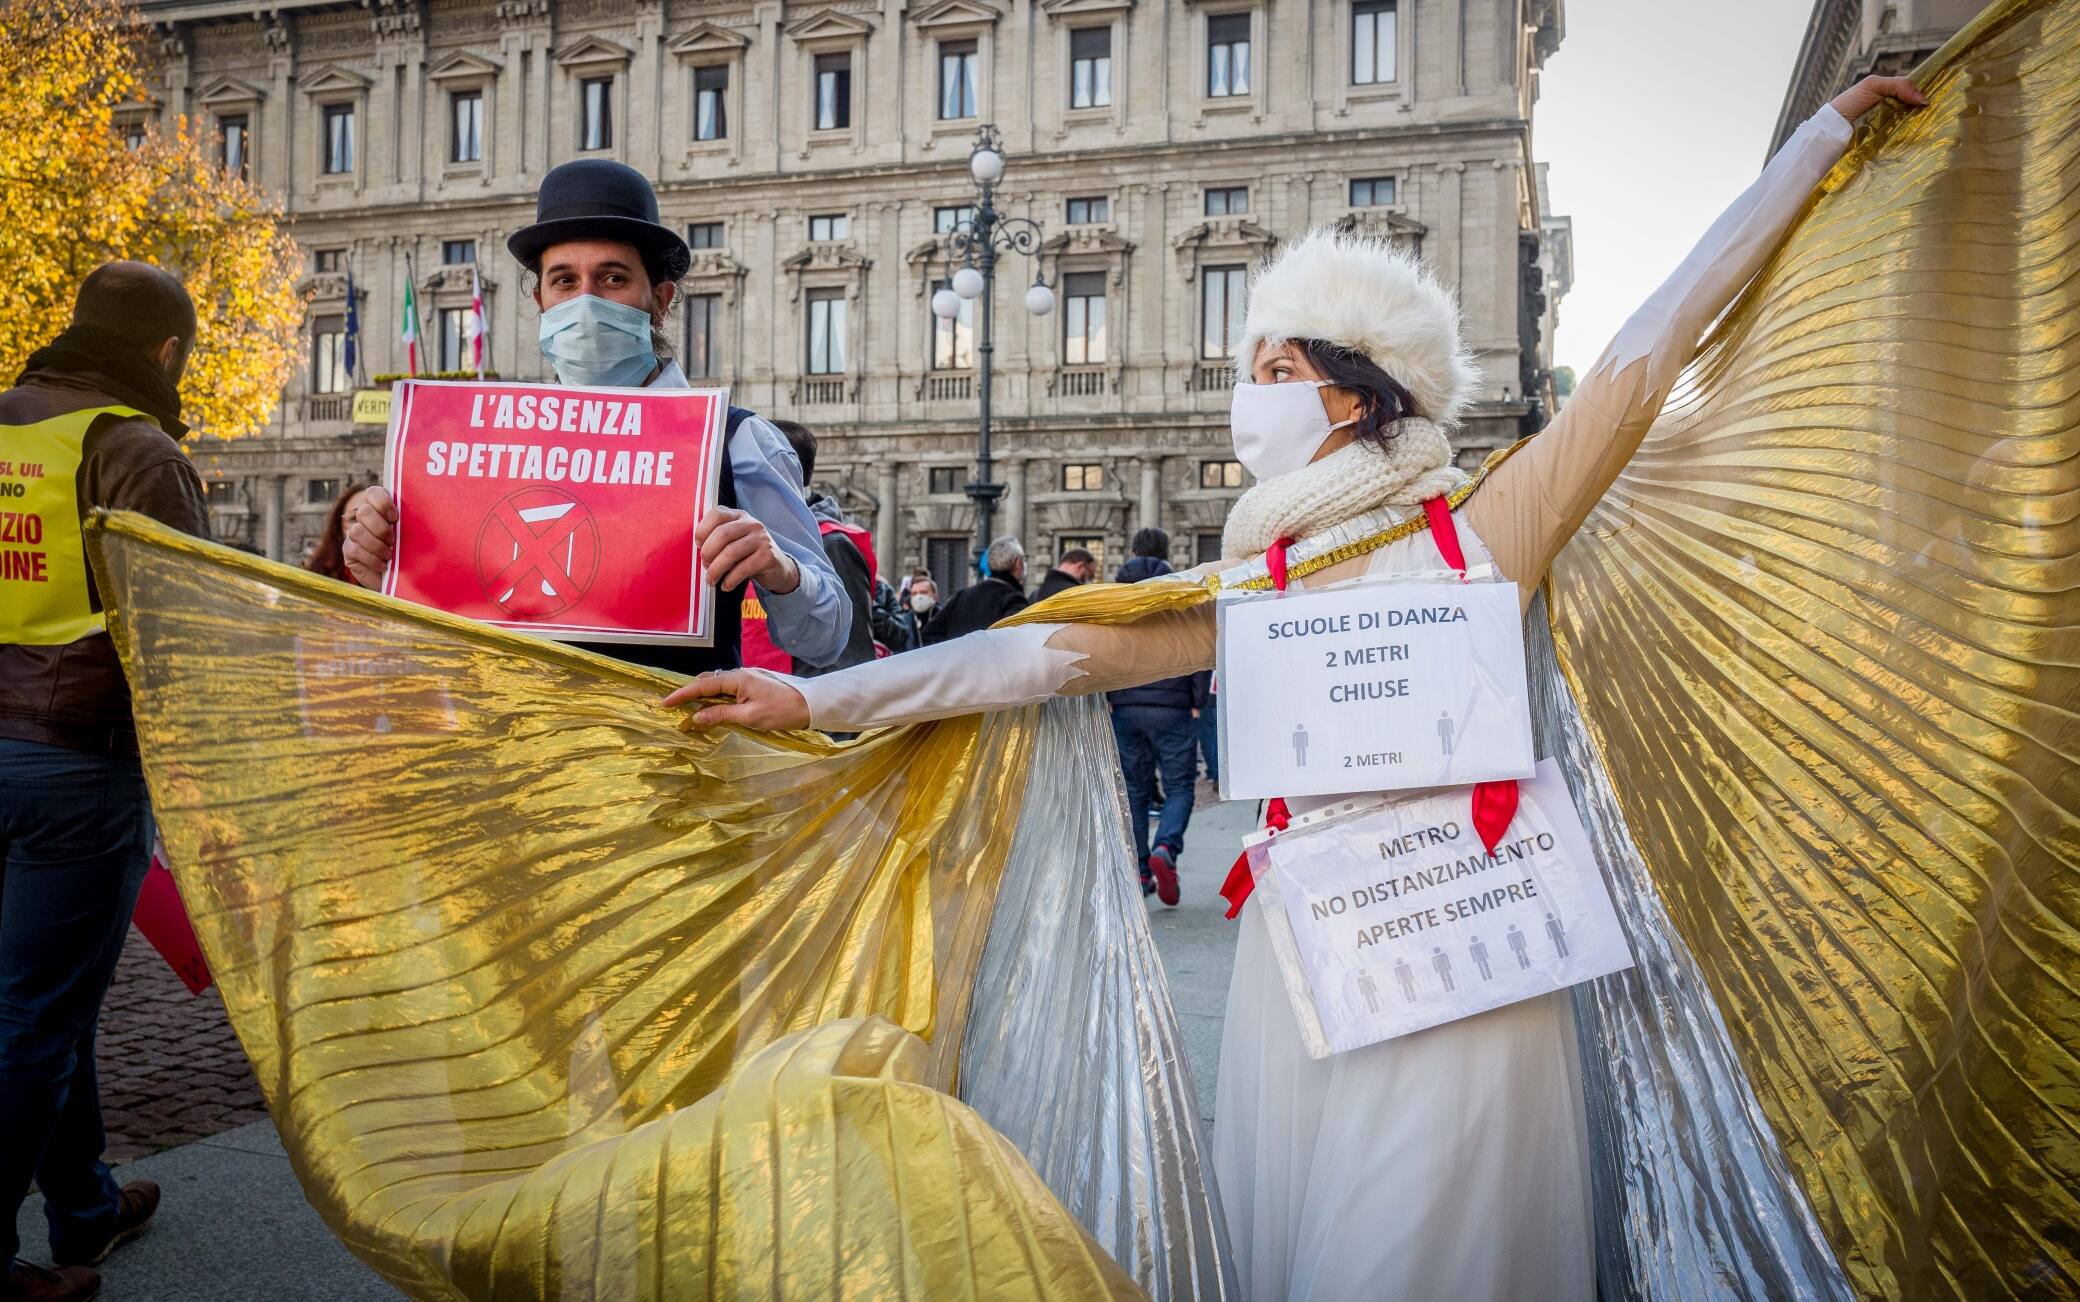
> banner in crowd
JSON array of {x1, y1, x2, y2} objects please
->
[
  {"x1": 1245, "y1": 760, "x2": 1632, "y2": 1057},
  {"x1": 381, "y1": 379, "x2": 726, "y2": 644}
]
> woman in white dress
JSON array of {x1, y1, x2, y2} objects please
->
[{"x1": 669, "y1": 76, "x2": 1922, "y2": 1301}]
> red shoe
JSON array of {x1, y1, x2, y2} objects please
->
[
  {"x1": 4, "y1": 1261, "x2": 99, "y2": 1302},
  {"x1": 51, "y1": 1180, "x2": 158, "y2": 1268},
  {"x1": 1147, "y1": 847, "x2": 1180, "y2": 907}
]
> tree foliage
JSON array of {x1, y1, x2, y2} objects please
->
[{"x1": 0, "y1": 0, "x2": 302, "y2": 439}]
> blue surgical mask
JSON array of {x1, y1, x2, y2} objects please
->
[{"x1": 537, "y1": 294, "x2": 658, "y2": 388}]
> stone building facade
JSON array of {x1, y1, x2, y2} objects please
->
[
  {"x1": 136, "y1": 0, "x2": 1566, "y2": 588},
  {"x1": 1772, "y1": 0, "x2": 1971, "y2": 153}
]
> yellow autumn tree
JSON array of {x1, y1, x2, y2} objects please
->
[{"x1": 0, "y1": 0, "x2": 302, "y2": 440}]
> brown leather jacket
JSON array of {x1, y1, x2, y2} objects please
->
[{"x1": 0, "y1": 368, "x2": 208, "y2": 755}]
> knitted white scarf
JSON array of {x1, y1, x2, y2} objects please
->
[{"x1": 1220, "y1": 417, "x2": 1468, "y2": 559}]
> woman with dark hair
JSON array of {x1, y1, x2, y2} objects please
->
[
  {"x1": 663, "y1": 77, "x2": 1923, "y2": 1300},
  {"x1": 303, "y1": 484, "x2": 359, "y2": 582}
]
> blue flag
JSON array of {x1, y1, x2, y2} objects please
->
[{"x1": 342, "y1": 270, "x2": 359, "y2": 380}]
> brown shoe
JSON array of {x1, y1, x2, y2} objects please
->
[
  {"x1": 50, "y1": 1180, "x2": 158, "y2": 1268},
  {"x1": 5, "y1": 1260, "x2": 99, "y2": 1302}
]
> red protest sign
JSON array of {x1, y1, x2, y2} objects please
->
[{"x1": 380, "y1": 379, "x2": 725, "y2": 644}]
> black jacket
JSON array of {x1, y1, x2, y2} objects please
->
[
  {"x1": 922, "y1": 574, "x2": 1028, "y2": 644},
  {"x1": 792, "y1": 492, "x2": 877, "y2": 677},
  {"x1": 1030, "y1": 568, "x2": 1083, "y2": 605},
  {"x1": 1106, "y1": 556, "x2": 1202, "y2": 712}
]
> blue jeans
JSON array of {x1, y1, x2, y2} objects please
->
[
  {"x1": 1111, "y1": 706, "x2": 1198, "y2": 863},
  {"x1": 0, "y1": 738, "x2": 152, "y2": 1264},
  {"x1": 1197, "y1": 707, "x2": 1219, "y2": 784}
]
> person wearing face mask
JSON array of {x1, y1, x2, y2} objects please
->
[
  {"x1": 665, "y1": 77, "x2": 1924, "y2": 1299},
  {"x1": 339, "y1": 161, "x2": 852, "y2": 677},
  {"x1": 878, "y1": 572, "x2": 939, "y2": 653},
  {"x1": 0, "y1": 263, "x2": 208, "y2": 1302}
]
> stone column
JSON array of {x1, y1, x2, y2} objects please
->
[
  {"x1": 1003, "y1": 455, "x2": 1028, "y2": 548},
  {"x1": 875, "y1": 459, "x2": 899, "y2": 568},
  {"x1": 1137, "y1": 456, "x2": 1161, "y2": 535},
  {"x1": 262, "y1": 475, "x2": 287, "y2": 561}
]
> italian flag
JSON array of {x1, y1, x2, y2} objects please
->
[{"x1": 400, "y1": 271, "x2": 419, "y2": 376}]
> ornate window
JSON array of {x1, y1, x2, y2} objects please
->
[
  {"x1": 1069, "y1": 27, "x2": 1112, "y2": 108},
  {"x1": 1066, "y1": 196, "x2": 1108, "y2": 224},
  {"x1": 441, "y1": 240, "x2": 476, "y2": 265},
  {"x1": 807, "y1": 290, "x2": 848, "y2": 375},
  {"x1": 1353, "y1": 0, "x2": 1397, "y2": 84},
  {"x1": 311, "y1": 316, "x2": 348, "y2": 394},
  {"x1": 809, "y1": 213, "x2": 850, "y2": 242},
  {"x1": 934, "y1": 205, "x2": 975, "y2": 233},
  {"x1": 1200, "y1": 459, "x2": 1244, "y2": 489},
  {"x1": 581, "y1": 78, "x2": 613, "y2": 150},
  {"x1": 322, "y1": 105, "x2": 355, "y2": 174},
  {"x1": 931, "y1": 279, "x2": 975, "y2": 370},
  {"x1": 450, "y1": 91, "x2": 483, "y2": 163},
  {"x1": 1205, "y1": 186, "x2": 1248, "y2": 216},
  {"x1": 1201, "y1": 265, "x2": 1246, "y2": 360},
  {"x1": 1061, "y1": 463, "x2": 1104, "y2": 491},
  {"x1": 694, "y1": 66, "x2": 729, "y2": 140},
  {"x1": 1062, "y1": 272, "x2": 1107, "y2": 365},
  {"x1": 689, "y1": 222, "x2": 726, "y2": 249},
  {"x1": 938, "y1": 40, "x2": 979, "y2": 120},
  {"x1": 684, "y1": 294, "x2": 722, "y2": 379},
  {"x1": 1350, "y1": 176, "x2": 1397, "y2": 207},
  {"x1": 1207, "y1": 13, "x2": 1250, "y2": 97},
  {"x1": 815, "y1": 53, "x2": 852, "y2": 130}
]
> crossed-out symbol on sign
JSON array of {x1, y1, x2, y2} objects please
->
[{"x1": 474, "y1": 487, "x2": 600, "y2": 619}]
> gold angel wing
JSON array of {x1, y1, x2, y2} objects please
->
[
  {"x1": 84, "y1": 509, "x2": 1208, "y2": 1300},
  {"x1": 1548, "y1": 1, "x2": 2080, "y2": 1295}
]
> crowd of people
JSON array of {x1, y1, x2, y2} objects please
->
[{"x1": 0, "y1": 72, "x2": 1929, "y2": 1302}]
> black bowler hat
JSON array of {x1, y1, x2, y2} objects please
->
[{"x1": 506, "y1": 159, "x2": 692, "y2": 282}]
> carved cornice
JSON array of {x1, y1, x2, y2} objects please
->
[
  {"x1": 427, "y1": 50, "x2": 504, "y2": 82},
  {"x1": 910, "y1": 0, "x2": 1005, "y2": 31},
  {"x1": 668, "y1": 22, "x2": 754, "y2": 60},
  {"x1": 370, "y1": 0, "x2": 422, "y2": 39},
  {"x1": 785, "y1": 8, "x2": 876, "y2": 43},
  {"x1": 1039, "y1": 227, "x2": 1136, "y2": 286},
  {"x1": 196, "y1": 75, "x2": 267, "y2": 107},
  {"x1": 417, "y1": 266, "x2": 497, "y2": 294},
  {"x1": 1170, "y1": 218, "x2": 1276, "y2": 279},
  {"x1": 1038, "y1": 0, "x2": 1134, "y2": 15},
  {"x1": 782, "y1": 245, "x2": 873, "y2": 301},
  {"x1": 555, "y1": 34, "x2": 635, "y2": 70},
  {"x1": 297, "y1": 272, "x2": 363, "y2": 300},
  {"x1": 686, "y1": 251, "x2": 750, "y2": 304},
  {"x1": 495, "y1": 0, "x2": 551, "y2": 22},
  {"x1": 299, "y1": 63, "x2": 374, "y2": 99}
]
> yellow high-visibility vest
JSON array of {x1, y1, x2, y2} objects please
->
[{"x1": 1, "y1": 404, "x2": 151, "y2": 645}]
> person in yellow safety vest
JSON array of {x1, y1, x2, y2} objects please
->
[{"x1": 1, "y1": 262, "x2": 211, "y2": 1302}]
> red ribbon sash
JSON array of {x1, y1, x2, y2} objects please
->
[{"x1": 1222, "y1": 507, "x2": 1522, "y2": 918}]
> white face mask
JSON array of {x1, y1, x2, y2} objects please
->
[
  {"x1": 1229, "y1": 379, "x2": 1356, "y2": 483},
  {"x1": 909, "y1": 593, "x2": 936, "y2": 613}
]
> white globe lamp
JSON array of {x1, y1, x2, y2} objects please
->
[
  {"x1": 1024, "y1": 282, "x2": 1056, "y2": 317},
  {"x1": 931, "y1": 288, "x2": 963, "y2": 320},
  {"x1": 951, "y1": 266, "x2": 986, "y2": 300},
  {"x1": 969, "y1": 147, "x2": 1005, "y2": 184}
]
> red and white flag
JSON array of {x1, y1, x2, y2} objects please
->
[{"x1": 468, "y1": 263, "x2": 487, "y2": 378}]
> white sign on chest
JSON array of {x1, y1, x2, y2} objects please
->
[
  {"x1": 1216, "y1": 578, "x2": 1535, "y2": 801},
  {"x1": 1252, "y1": 760, "x2": 1634, "y2": 1057}
]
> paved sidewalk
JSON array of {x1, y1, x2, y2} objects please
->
[
  {"x1": 13, "y1": 1119, "x2": 401, "y2": 1301},
  {"x1": 21, "y1": 795, "x2": 1253, "y2": 1298},
  {"x1": 97, "y1": 929, "x2": 268, "y2": 1161}
]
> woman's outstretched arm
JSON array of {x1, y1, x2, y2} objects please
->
[
  {"x1": 665, "y1": 601, "x2": 1216, "y2": 733},
  {"x1": 1467, "y1": 75, "x2": 1924, "y2": 595}
]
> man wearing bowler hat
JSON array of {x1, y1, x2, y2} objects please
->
[{"x1": 341, "y1": 160, "x2": 852, "y2": 675}]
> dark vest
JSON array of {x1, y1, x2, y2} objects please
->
[{"x1": 571, "y1": 406, "x2": 750, "y2": 676}]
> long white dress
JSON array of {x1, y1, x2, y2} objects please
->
[
  {"x1": 792, "y1": 103, "x2": 1859, "y2": 1301},
  {"x1": 1212, "y1": 523, "x2": 1594, "y2": 1302}
]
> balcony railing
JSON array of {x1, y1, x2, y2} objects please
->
[
  {"x1": 925, "y1": 373, "x2": 974, "y2": 402},
  {"x1": 1188, "y1": 363, "x2": 1235, "y2": 393},
  {"x1": 1056, "y1": 367, "x2": 1110, "y2": 398},
  {"x1": 800, "y1": 378, "x2": 849, "y2": 406},
  {"x1": 303, "y1": 394, "x2": 352, "y2": 422}
]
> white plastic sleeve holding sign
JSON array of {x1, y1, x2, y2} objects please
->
[
  {"x1": 1242, "y1": 760, "x2": 1634, "y2": 1059},
  {"x1": 1216, "y1": 574, "x2": 1536, "y2": 802}
]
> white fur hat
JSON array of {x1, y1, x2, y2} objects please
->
[{"x1": 1233, "y1": 228, "x2": 1477, "y2": 429}]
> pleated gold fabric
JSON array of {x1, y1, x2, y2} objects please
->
[
  {"x1": 86, "y1": 509, "x2": 1137, "y2": 1301},
  {"x1": 1546, "y1": 1, "x2": 2080, "y2": 1294}
]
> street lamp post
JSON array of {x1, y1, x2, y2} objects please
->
[{"x1": 933, "y1": 124, "x2": 1055, "y2": 572}]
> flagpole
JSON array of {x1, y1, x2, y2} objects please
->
[{"x1": 402, "y1": 250, "x2": 421, "y2": 378}]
